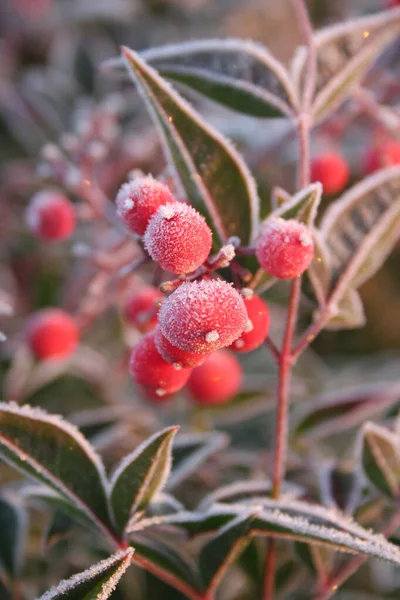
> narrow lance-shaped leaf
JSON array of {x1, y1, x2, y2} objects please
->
[
  {"x1": 110, "y1": 427, "x2": 178, "y2": 535},
  {"x1": 199, "y1": 480, "x2": 303, "y2": 510},
  {"x1": 0, "y1": 495, "x2": 26, "y2": 579},
  {"x1": 360, "y1": 422, "x2": 400, "y2": 500},
  {"x1": 293, "y1": 8, "x2": 400, "y2": 122},
  {"x1": 142, "y1": 39, "x2": 298, "y2": 118},
  {"x1": 322, "y1": 289, "x2": 366, "y2": 331},
  {"x1": 129, "y1": 534, "x2": 203, "y2": 596},
  {"x1": 320, "y1": 166, "x2": 400, "y2": 305},
  {"x1": 294, "y1": 382, "x2": 400, "y2": 440},
  {"x1": 199, "y1": 510, "x2": 259, "y2": 595},
  {"x1": 164, "y1": 499, "x2": 400, "y2": 565},
  {"x1": 122, "y1": 46, "x2": 260, "y2": 246},
  {"x1": 0, "y1": 403, "x2": 113, "y2": 536},
  {"x1": 167, "y1": 431, "x2": 229, "y2": 490},
  {"x1": 38, "y1": 549, "x2": 134, "y2": 600}
]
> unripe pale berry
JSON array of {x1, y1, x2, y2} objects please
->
[
  {"x1": 144, "y1": 202, "x2": 212, "y2": 274},
  {"x1": 154, "y1": 327, "x2": 207, "y2": 369},
  {"x1": 230, "y1": 293, "x2": 270, "y2": 353},
  {"x1": 129, "y1": 331, "x2": 192, "y2": 400},
  {"x1": 188, "y1": 350, "x2": 242, "y2": 405},
  {"x1": 364, "y1": 141, "x2": 400, "y2": 174},
  {"x1": 115, "y1": 177, "x2": 174, "y2": 236},
  {"x1": 124, "y1": 286, "x2": 162, "y2": 333},
  {"x1": 310, "y1": 152, "x2": 349, "y2": 195},
  {"x1": 26, "y1": 309, "x2": 79, "y2": 360},
  {"x1": 159, "y1": 279, "x2": 247, "y2": 354},
  {"x1": 256, "y1": 217, "x2": 314, "y2": 279},
  {"x1": 26, "y1": 190, "x2": 76, "y2": 241}
]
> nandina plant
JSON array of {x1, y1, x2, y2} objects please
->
[{"x1": 1, "y1": 2, "x2": 400, "y2": 600}]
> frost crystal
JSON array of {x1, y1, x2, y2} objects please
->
[
  {"x1": 244, "y1": 319, "x2": 254, "y2": 333},
  {"x1": 205, "y1": 330, "x2": 220, "y2": 343}
]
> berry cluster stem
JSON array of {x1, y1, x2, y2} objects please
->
[{"x1": 263, "y1": 1, "x2": 316, "y2": 598}]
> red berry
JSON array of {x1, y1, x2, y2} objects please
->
[
  {"x1": 230, "y1": 292, "x2": 270, "y2": 353},
  {"x1": 26, "y1": 309, "x2": 79, "y2": 360},
  {"x1": 310, "y1": 152, "x2": 349, "y2": 195},
  {"x1": 188, "y1": 350, "x2": 242, "y2": 405},
  {"x1": 154, "y1": 327, "x2": 207, "y2": 369},
  {"x1": 129, "y1": 331, "x2": 192, "y2": 400},
  {"x1": 364, "y1": 140, "x2": 400, "y2": 174},
  {"x1": 144, "y1": 202, "x2": 212, "y2": 274},
  {"x1": 124, "y1": 286, "x2": 162, "y2": 333},
  {"x1": 256, "y1": 218, "x2": 314, "y2": 279},
  {"x1": 26, "y1": 190, "x2": 76, "y2": 241},
  {"x1": 116, "y1": 177, "x2": 174, "y2": 236},
  {"x1": 159, "y1": 279, "x2": 247, "y2": 354}
]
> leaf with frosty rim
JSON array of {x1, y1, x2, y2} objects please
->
[
  {"x1": 0, "y1": 494, "x2": 27, "y2": 580},
  {"x1": 292, "y1": 8, "x2": 400, "y2": 122},
  {"x1": 0, "y1": 403, "x2": 114, "y2": 538},
  {"x1": 167, "y1": 430, "x2": 229, "y2": 490},
  {"x1": 109, "y1": 426, "x2": 178, "y2": 535},
  {"x1": 160, "y1": 499, "x2": 400, "y2": 565},
  {"x1": 141, "y1": 39, "x2": 299, "y2": 119},
  {"x1": 37, "y1": 549, "x2": 134, "y2": 600},
  {"x1": 294, "y1": 382, "x2": 400, "y2": 440},
  {"x1": 121, "y1": 46, "x2": 260, "y2": 248},
  {"x1": 360, "y1": 422, "x2": 400, "y2": 500},
  {"x1": 321, "y1": 289, "x2": 366, "y2": 331}
]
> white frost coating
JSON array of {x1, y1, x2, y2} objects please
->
[
  {"x1": 233, "y1": 339, "x2": 244, "y2": 349},
  {"x1": 157, "y1": 203, "x2": 177, "y2": 220},
  {"x1": 109, "y1": 426, "x2": 178, "y2": 512},
  {"x1": 0, "y1": 402, "x2": 109, "y2": 494},
  {"x1": 38, "y1": 548, "x2": 134, "y2": 600},
  {"x1": 244, "y1": 319, "x2": 254, "y2": 333},
  {"x1": 198, "y1": 481, "x2": 303, "y2": 510},
  {"x1": 0, "y1": 332, "x2": 6, "y2": 342},
  {"x1": 121, "y1": 47, "x2": 260, "y2": 245},
  {"x1": 240, "y1": 288, "x2": 254, "y2": 299},
  {"x1": 155, "y1": 388, "x2": 166, "y2": 396},
  {"x1": 205, "y1": 331, "x2": 220, "y2": 343}
]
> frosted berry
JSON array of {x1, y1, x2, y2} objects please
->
[
  {"x1": 129, "y1": 331, "x2": 192, "y2": 400},
  {"x1": 26, "y1": 309, "x2": 79, "y2": 360},
  {"x1": 144, "y1": 202, "x2": 212, "y2": 274},
  {"x1": 124, "y1": 286, "x2": 162, "y2": 333},
  {"x1": 230, "y1": 292, "x2": 270, "y2": 353},
  {"x1": 364, "y1": 140, "x2": 400, "y2": 174},
  {"x1": 154, "y1": 327, "x2": 207, "y2": 369},
  {"x1": 310, "y1": 152, "x2": 349, "y2": 195},
  {"x1": 115, "y1": 177, "x2": 174, "y2": 236},
  {"x1": 26, "y1": 190, "x2": 76, "y2": 241},
  {"x1": 188, "y1": 350, "x2": 242, "y2": 405},
  {"x1": 256, "y1": 217, "x2": 314, "y2": 279},
  {"x1": 159, "y1": 279, "x2": 247, "y2": 354}
]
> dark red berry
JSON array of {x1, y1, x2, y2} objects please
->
[
  {"x1": 158, "y1": 279, "x2": 248, "y2": 354},
  {"x1": 129, "y1": 331, "x2": 191, "y2": 400},
  {"x1": 154, "y1": 327, "x2": 207, "y2": 369},
  {"x1": 310, "y1": 153, "x2": 349, "y2": 195},
  {"x1": 124, "y1": 286, "x2": 162, "y2": 333},
  {"x1": 144, "y1": 202, "x2": 212, "y2": 274},
  {"x1": 26, "y1": 190, "x2": 76, "y2": 241},
  {"x1": 26, "y1": 309, "x2": 79, "y2": 360},
  {"x1": 256, "y1": 218, "x2": 314, "y2": 279},
  {"x1": 230, "y1": 292, "x2": 270, "y2": 352},
  {"x1": 116, "y1": 177, "x2": 174, "y2": 236},
  {"x1": 188, "y1": 350, "x2": 242, "y2": 405}
]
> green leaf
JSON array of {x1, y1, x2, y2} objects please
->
[
  {"x1": 0, "y1": 403, "x2": 113, "y2": 537},
  {"x1": 320, "y1": 166, "x2": 400, "y2": 304},
  {"x1": 44, "y1": 511, "x2": 75, "y2": 550},
  {"x1": 38, "y1": 549, "x2": 134, "y2": 600},
  {"x1": 322, "y1": 289, "x2": 366, "y2": 331},
  {"x1": 164, "y1": 499, "x2": 400, "y2": 565},
  {"x1": 0, "y1": 495, "x2": 26, "y2": 579},
  {"x1": 273, "y1": 183, "x2": 322, "y2": 226},
  {"x1": 199, "y1": 511, "x2": 259, "y2": 595},
  {"x1": 361, "y1": 422, "x2": 400, "y2": 500},
  {"x1": 142, "y1": 39, "x2": 298, "y2": 118},
  {"x1": 110, "y1": 427, "x2": 178, "y2": 535},
  {"x1": 122, "y1": 46, "x2": 260, "y2": 246},
  {"x1": 295, "y1": 382, "x2": 400, "y2": 440},
  {"x1": 294, "y1": 8, "x2": 400, "y2": 122},
  {"x1": 129, "y1": 534, "x2": 203, "y2": 595},
  {"x1": 167, "y1": 431, "x2": 229, "y2": 490}
]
